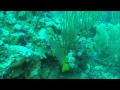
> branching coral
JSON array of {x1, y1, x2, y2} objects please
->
[{"x1": 50, "y1": 11, "x2": 102, "y2": 72}]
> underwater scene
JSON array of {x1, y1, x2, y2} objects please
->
[{"x1": 0, "y1": 11, "x2": 120, "y2": 79}]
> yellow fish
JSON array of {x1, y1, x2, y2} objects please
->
[{"x1": 62, "y1": 64, "x2": 69, "y2": 72}]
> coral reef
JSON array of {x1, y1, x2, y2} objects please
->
[{"x1": 0, "y1": 11, "x2": 120, "y2": 79}]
